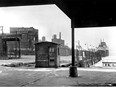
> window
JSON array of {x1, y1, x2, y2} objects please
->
[{"x1": 49, "y1": 47, "x2": 55, "y2": 53}]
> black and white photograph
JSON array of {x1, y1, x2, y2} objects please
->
[{"x1": 0, "y1": 0, "x2": 116, "y2": 86}]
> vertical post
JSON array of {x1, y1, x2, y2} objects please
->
[
  {"x1": 0, "y1": 26, "x2": 3, "y2": 56},
  {"x1": 1, "y1": 26, "x2": 3, "y2": 36},
  {"x1": 37, "y1": 29, "x2": 39, "y2": 42},
  {"x1": 5, "y1": 41, "x2": 7, "y2": 56},
  {"x1": 19, "y1": 40, "x2": 21, "y2": 58},
  {"x1": 15, "y1": 31, "x2": 17, "y2": 58},
  {"x1": 69, "y1": 19, "x2": 78, "y2": 77},
  {"x1": 72, "y1": 21, "x2": 75, "y2": 66}
]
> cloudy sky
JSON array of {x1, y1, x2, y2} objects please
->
[
  {"x1": 0, "y1": 5, "x2": 71, "y2": 46},
  {"x1": 0, "y1": 4, "x2": 116, "y2": 54}
]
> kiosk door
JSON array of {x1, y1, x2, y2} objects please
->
[{"x1": 48, "y1": 47, "x2": 56, "y2": 67}]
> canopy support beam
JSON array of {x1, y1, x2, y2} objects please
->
[{"x1": 69, "y1": 19, "x2": 78, "y2": 77}]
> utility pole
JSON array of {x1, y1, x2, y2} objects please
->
[
  {"x1": 0, "y1": 26, "x2": 4, "y2": 36},
  {"x1": 0, "y1": 26, "x2": 4, "y2": 56}
]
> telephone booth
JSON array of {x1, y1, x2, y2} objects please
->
[{"x1": 35, "y1": 42, "x2": 60, "y2": 68}]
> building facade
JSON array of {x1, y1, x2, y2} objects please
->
[
  {"x1": 51, "y1": 32, "x2": 71, "y2": 56},
  {"x1": 9, "y1": 27, "x2": 38, "y2": 55}
]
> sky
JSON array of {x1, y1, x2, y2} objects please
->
[
  {"x1": 0, "y1": 4, "x2": 116, "y2": 55},
  {"x1": 75, "y1": 27, "x2": 116, "y2": 55},
  {"x1": 0, "y1": 5, "x2": 71, "y2": 45}
]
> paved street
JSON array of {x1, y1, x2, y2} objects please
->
[
  {"x1": 22, "y1": 68, "x2": 116, "y2": 86},
  {"x1": 0, "y1": 56, "x2": 116, "y2": 86},
  {"x1": 0, "y1": 66, "x2": 50, "y2": 86},
  {"x1": 0, "y1": 66, "x2": 116, "y2": 86}
]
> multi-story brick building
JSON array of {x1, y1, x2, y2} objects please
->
[
  {"x1": 52, "y1": 33, "x2": 64, "y2": 46},
  {"x1": 51, "y1": 32, "x2": 71, "y2": 56},
  {"x1": 9, "y1": 27, "x2": 38, "y2": 55}
]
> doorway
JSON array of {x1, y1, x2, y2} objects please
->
[{"x1": 48, "y1": 46, "x2": 56, "y2": 67}]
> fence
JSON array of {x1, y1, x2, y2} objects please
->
[{"x1": 76, "y1": 50, "x2": 101, "y2": 67}]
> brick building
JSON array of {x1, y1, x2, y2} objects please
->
[
  {"x1": 51, "y1": 32, "x2": 71, "y2": 56},
  {"x1": 9, "y1": 27, "x2": 38, "y2": 55}
]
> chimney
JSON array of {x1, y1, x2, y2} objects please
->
[
  {"x1": 59, "y1": 32, "x2": 61, "y2": 39},
  {"x1": 42, "y1": 36, "x2": 46, "y2": 41},
  {"x1": 53, "y1": 34, "x2": 57, "y2": 39}
]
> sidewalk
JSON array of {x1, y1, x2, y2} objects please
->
[
  {"x1": 0, "y1": 66, "x2": 116, "y2": 86},
  {"x1": 0, "y1": 56, "x2": 116, "y2": 86},
  {"x1": 24, "y1": 68, "x2": 116, "y2": 86}
]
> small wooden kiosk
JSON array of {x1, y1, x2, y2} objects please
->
[{"x1": 35, "y1": 42, "x2": 60, "y2": 68}]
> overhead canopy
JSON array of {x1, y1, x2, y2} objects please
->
[
  {"x1": 0, "y1": 0, "x2": 116, "y2": 28},
  {"x1": 55, "y1": 0, "x2": 116, "y2": 28},
  {"x1": 0, "y1": 0, "x2": 53, "y2": 6}
]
